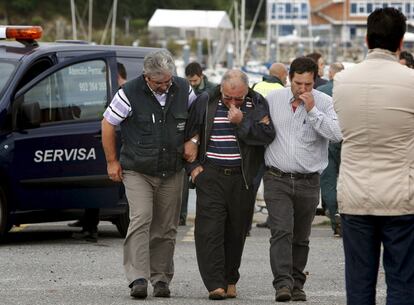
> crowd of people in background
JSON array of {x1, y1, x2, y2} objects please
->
[{"x1": 72, "y1": 6, "x2": 414, "y2": 305}]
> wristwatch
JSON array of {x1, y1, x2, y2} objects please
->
[{"x1": 190, "y1": 137, "x2": 199, "y2": 145}]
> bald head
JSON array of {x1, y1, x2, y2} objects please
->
[{"x1": 269, "y1": 63, "x2": 288, "y2": 85}]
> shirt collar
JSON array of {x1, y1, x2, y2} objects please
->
[
  {"x1": 288, "y1": 89, "x2": 296, "y2": 104},
  {"x1": 145, "y1": 79, "x2": 173, "y2": 96},
  {"x1": 198, "y1": 77, "x2": 206, "y2": 90},
  {"x1": 367, "y1": 48, "x2": 398, "y2": 62}
]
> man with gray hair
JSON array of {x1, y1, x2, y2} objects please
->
[
  {"x1": 316, "y1": 62, "x2": 344, "y2": 96},
  {"x1": 317, "y1": 62, "x2": 345, "y2": 236},
  {"x1": 184, "y1": 69, "x2": 275, "y2": 300},
  {"x1": 101, "y1": 49, "x2": 196, "y2": 299}
]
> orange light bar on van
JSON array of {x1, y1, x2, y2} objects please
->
[{"x1": 0, "y1": 26, "x2": 43, "y2": 40}]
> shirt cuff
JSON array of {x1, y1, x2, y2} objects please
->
[{"x1": 306, "y1": 106, "x2": 319, "y2": 120}]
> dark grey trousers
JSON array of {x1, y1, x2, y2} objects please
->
[
  {"x1": 194, "y1": 165, "x2": 255, "y2": 292},
  {"x1": 263, "y1": 169, "x2": 320, "y2": 291}
]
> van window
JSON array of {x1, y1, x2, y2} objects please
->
[
  {"x1": 0, "y1": 61, "x2": 17, "y2": 94},
  {"x1": 117, "y1": 57, "x2": 144, "y2": 80},
  {"x1": 21, "y1": 60, "x2": 108, "y2": 125}
]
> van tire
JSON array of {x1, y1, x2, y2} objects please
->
[
  {"x1": 114, "y1": 208, "x2": 129, "y2": 238},
  {"x1": 0, "y1": 186, "x2": 12, "y2": 239}
]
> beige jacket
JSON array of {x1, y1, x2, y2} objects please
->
[{"x1": 333, "y1": 49, "x2": 414, "y2": 216}]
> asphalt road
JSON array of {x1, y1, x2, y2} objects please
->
[{"x1": 0, "y1": 191, "x2": 387, "y2": 305}]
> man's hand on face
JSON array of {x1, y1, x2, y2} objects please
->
[
  {"x1": 228, "y1": 104, "x2": 243, "y2": 124},
  {"x1": 299, "y1": 92, "x2": 315, "y2": 112}
]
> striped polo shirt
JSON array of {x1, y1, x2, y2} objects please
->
[
  {"x1": 104, "y1": 83, "x2": 196, "y2": 126},
  {"x1": 206, "y1": 99, "x2": 253, "y2": 167}
]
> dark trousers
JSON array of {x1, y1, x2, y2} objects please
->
[
  {"x1": 82, "y1": 208, "x2": 99, "y2": 232},
  {"x1": 179, "y1": 175, "x2": 189, "y2": 223},
  {"x1": 342, "y1": 214, "x2": 414, "y2": 305},
  {"x1": 194, "y1": 165, "x2": 255, "y2": 291},
  {"x1": 263, "y1": 169, "x2": 320, "y2": 290},
  {"x1": 248, "y1": 163, "x2": 267, "y2": 230},
  {"x1": 320, "y1": 142, "x2": 341, "y2": 232}
]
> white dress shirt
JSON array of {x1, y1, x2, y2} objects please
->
[{"x1": 265, "y1": 87, "x2": 342, "y2": 174}]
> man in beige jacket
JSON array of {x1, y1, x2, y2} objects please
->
[{"x1": 333, "y1": 8, "x2": 414, "y2": 305}]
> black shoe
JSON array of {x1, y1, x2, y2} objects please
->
[
  {"x1": 130, "y1": 278, "x2": 148, "y2": 299},
  {"x1": 291, "y1": 287, "x2": 306, "y2": 301},
  {"x1": 68, "y1": 220, "x2": 83, "y2": 227},
  {"x1": 275, "y1": 286, "x2": 291, "y2": 302},
  {"x1": 153, "y1": 281, "x2": 170, "y2": 298},
  {"x1": 256, "y1": 221, "x2": 269, "y2": 228},
  {"x1": 179, "y1": 218, "x2": 186, "y2": 226},
  {"x1": 334, "y1": 214, "x2": 342, "y2": 237},
  {"x1": 72, "y1": 230, "x2": 98, "y2": 242}
]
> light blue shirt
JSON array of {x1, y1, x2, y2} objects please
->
[{"x1": 265, "y1": 87, "x2": 342, "y2": 174}]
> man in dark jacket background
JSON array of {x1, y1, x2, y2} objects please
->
[
  {"x1": 317, "y1": 62, "x2": 344, "y2": 236},
  {"x1": 184, "y1": 69, "x2": 275, "y2": 300},
  {"x1": 185, "y1": 61, "x2": 217, "y2": 95}
]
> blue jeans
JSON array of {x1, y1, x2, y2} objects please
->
[{"x1": 342, "y1": 214, "x2": 414, "y2": 305}]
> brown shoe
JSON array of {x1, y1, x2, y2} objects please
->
[
  {"x1": 291, "y1": 287, "x2": 306, "y2": 301},
  {"x1": 226, "y1": 284, "x2": 237, "y2": 298},
  {"x1": 275, "y1": 286, "x2": 291, "y2": 302},
  {"x1": 153, "y1": 281, "x2": 170, "y2": 298},
  {"x1": 130, "y1": 278, "x2": 148, "y2": 299},
  {"x1": 208, "y1": 288, "x2": 226, "y2": 300}
]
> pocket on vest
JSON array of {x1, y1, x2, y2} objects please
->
[
  {"x1": 133, "y1": 147, "x2": 159, "y2": 172},
  {"x1": 172, "y1": 112, "x2": 188, "y2": 134},
  {"x1": 136, "y1": 114, "x2": 154, "y2": 135}
]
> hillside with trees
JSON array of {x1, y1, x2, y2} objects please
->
[{"x1": 0, "y1": 1, "x2": 265, "y2": 46}]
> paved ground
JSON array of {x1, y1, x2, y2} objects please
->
[{"x1": 0, "y1": 190, "x2": 387, "y2": 305}]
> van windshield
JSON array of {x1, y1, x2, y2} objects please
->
[{"x1": 0, "y1": 61, "x2": 17, "y2": 93}]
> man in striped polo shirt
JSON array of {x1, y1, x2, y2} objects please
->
[
  {"x1": 101, "y1": 50, "x2": 196, "y2": 299},
  {"x1": 185, "y1": 69, "x2": 275, "y2": 300},
  {"x1": 263, "y1": 57, "x2": 342, "y2": 302}
]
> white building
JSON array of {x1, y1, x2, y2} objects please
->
[{"x1": 148, "y1": 9, "x2": 233, "y2": 41}]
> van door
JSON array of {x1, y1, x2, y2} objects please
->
[{"x1": 9, "y1": 53, "x2": 122, "y2": 210}]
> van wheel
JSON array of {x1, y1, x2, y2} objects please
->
[
  {"x1": 114, "y1": 208, "x2": 129, "y2": 238},
  {"x1": 0, "y1": 187, "x2": 12, "y2": 239}
]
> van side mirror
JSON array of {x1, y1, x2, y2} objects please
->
[{"x1": 18, "y1": 102, "x2": 41, "y2": 129}]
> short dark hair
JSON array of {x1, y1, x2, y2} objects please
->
[
  {"x1": 399, "y1": 50, "x2": 414, "y2": 67},
  {"x1": 185, "y1": 62, "x2": 203, "y2": 77},
  {"x1": 367, "y1": 8, "x2": 406, "y2": 52},
  {"x1": 289, "y1": 57, "x2": 318, "y2": 81},
  {"x1": 117, "y1": 62, "x2": 127, "y2": 79},
  {"x1": 305, "y1": 52, "x2": 322, "y2": 64}
]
